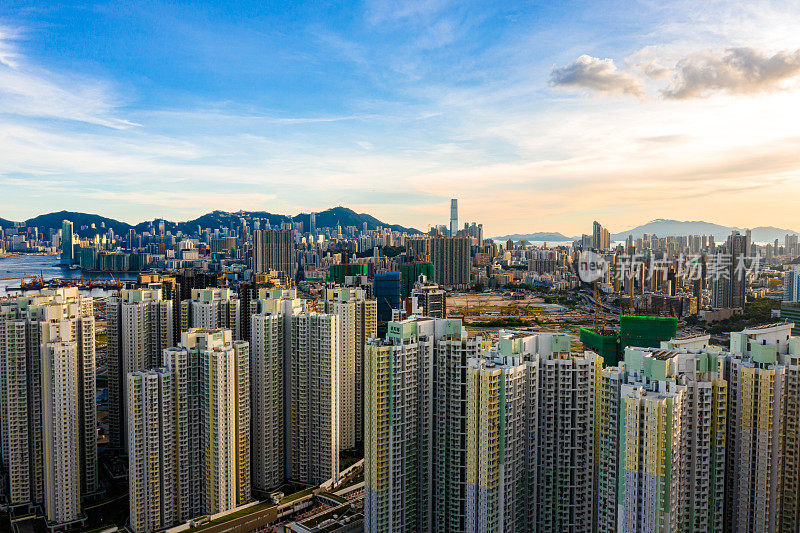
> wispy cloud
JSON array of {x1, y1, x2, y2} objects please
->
[
  {"x1": 77, "y1": 189, "x2": 278, "y2": 214},
  {"x1": 0, "y1": 25, "x2": 21, "y2": 68},
  {"x1": 364, "y1": 0, "x2": 452, "y2": 26},
  {"x1": 0, "y1": 25, "x2": 135, "y2": 128}
]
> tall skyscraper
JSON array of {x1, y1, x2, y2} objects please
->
[
  {"x1": 60, "y1": 220, "x2": 74, "y2": 265},
  {"x1": 107, "y1": 288, "x2": 175, "y2": 450},
  {"x1": 432, "y1": 329, "x2": 485, "y2": 532},
  {"x1": 253, "y1": 229, "x2": 296, "y2": 277},
  {"x1": 290, "y1": 313, "x2": 340, "y2": 485},
  {"x1": 309, "y1": 212, "x2": 316, "y2": 235},
  {"x1": 591, "y1": 221, "x2": 611, "y2": 250},
  {"x1": 250, "y1": 289, "x2": 303, "y2": 493},
  {"x1": 466, "y1": 356, "x2": 530, "y2": 532},
  {"x1": 729, "y1": 231, "x2": 748, "y2": 310},
  {"x1": 785, "y1": 266, "x2": 800, "y2": 302},
  {"x1": 532, "y1": 334, "x2": 598, "y2": 532},
  {"x1": 0, "y1": 288, "x2": 97, "y2": 528},
  {"x1": 596, "y1": 346, "x2": 727, "y2": 533},
  {"x1": 710, "y1": 251, "x2": 732, "y2": 309},
  {"x1": 365, "y1": 325, "x2": 600, "y2": 533},
  {"x1": 127, "y1": 367, "x2": 177, "y2": 533},
  {"x1": 248, "y1": 290, "x2": 344, "y2": 490},
  {"x1": 127, "y1": 329, "x2": 250, "y2": 532},
  {"x1": 193, "y1": 329, "x2": 251, "y2": 512},
  {"x1": 593, "y1": 221, "x2": 602, "y2": 250},
  {"x1": 430, "y1": 236, "x2": 471, "y2": 288},
  {"x1": 324, "y1": 287, "x2": 377, "y2": 450},
  {"x1": 250, "y1": 311, "x2": 286, "y2": 492},
  {"x1": 449, "y1": 199, "x2": 458, "y2": 238},
  {"x1": 181, "y1": 287, "x2": 242, "y2": 339},
  {"x1": 365, "y1": 318, "x2": 480, "y2": 533},
  {"x1": 595, "y1": 365, "x2": 625, "y2": 532},
  {"x1": 724, "y1": 323, "x2": 800, "y2": 532},
  {"x1": 786, "y1": 234, "x2": 799, "y2": 257},
  {"x1": 713, "y1": 231, "x2": 749, "y2": 310}
]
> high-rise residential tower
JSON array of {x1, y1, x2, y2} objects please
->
[
  {"x1": 253, "y1": 229, "x2": 296, "y2": 277},
  {"x1": 127, "y1": 329, "x2": 250, "y2": 532},
  {"x1": 250, "y1": 289, "x2": 303, "y2": 492},
  {"x1": 724, "y1": 323, "x2": 800, "y2": 532},
  {"x1": 127, "y1": 367, "x2": 177, "y2": 533},
  {"x1": 107, "y1": 288, "x2": 175, "y2": 450},
  {"x1": 365, "y1": 317, "x2": 479, "y2": 533},
  {"x1": 324, "y1": 287, "x2": 377, "y2": 450},
  {"x1": 466, "y1": 355, "x2": 530, "y2": 532},
  {"x1": 785, "y1": 266, "x2": 800, "y2": 302},
  {"x1": 0, "y1": 288, "x2": 97, "y2": 528},
  {"x1": 193, "y1": 329, "x2": 251, "y2": 512},
  {"x1": 530, "y1": 334, "x2": 598, "y2": 532},
  {"x1": 365, "y1": 325, "x2": 599, "y2": 533},
  {"x1": 290, "y1": 312, "x2": 340, "y2": 485},
  {"x1": 449, "y1": 199, "x2": 458, "y2": 238},
  {"x1": 430, "y1": 236, "x2": 471, "y2": 288},
  {"x1": 410, "y1": 275, "x2": 446, "y2": 318},
  {"x1": 181, "y1": 287, "x2": 242, "y2": 339},
  {"x1": 249, "y1": 289, "x2": 345, "y2": 490},
  {"x1": 597, "y1": 346, "x2": 727, "y2": 533}
]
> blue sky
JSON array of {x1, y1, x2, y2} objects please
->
[{"x1": 2, "y1": 1, "x2": 800, "y2": 235}]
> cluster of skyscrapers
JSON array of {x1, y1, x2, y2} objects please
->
[
  {"x1": 0, "y1": 280, "x2": 376, "y2": 532},
  {"x1": 0, "y1": 288, "x2": 98, "y2": 528},
  {"x1": 114, "y1": 284, "x2": 374, "y2": 532},
  {"x1": 5, "y1": 208, "x2": 800, "y2": 532},
  {"x1": 364, "y1": 320, "x2": 800, "y2": 532}
]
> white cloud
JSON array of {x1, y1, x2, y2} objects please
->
[
  {"x1": 549, "y1": 55, "x2": 646, "y2": 99},
  {"x1": 663, "y1": 47, "x2": 800, "y2": 99}
]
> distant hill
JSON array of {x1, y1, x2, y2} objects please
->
[
  {"x1": 494, "y1": 219, "x2": 800, "y2": 244},
  {"x1": 493, "y1": 232, "x2": 573, "y2": 242},
  {"x1": 26, "y1": 211, "x2": 133, "y2": 236},
  {"x1": 300, "y1": 207, "x2": 420, "y2": 234},
  {"x1": 3, "y1": 207, "x2": 421, "y2": 235},
  {"x1": 612, "y1": 219, "x2": 800, "y2": 242}
]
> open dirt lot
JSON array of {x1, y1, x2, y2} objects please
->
[{"x1": 447, "y1": 292, "x2": 546, "y2": 312}]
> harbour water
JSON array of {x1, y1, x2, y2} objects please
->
[{"x1": 0, "y1": 254, "x2": 136, "y2": 296}]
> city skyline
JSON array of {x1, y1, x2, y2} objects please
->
[
  {"x1": 4, "y1": 2, "x2": 800, "y2": 531},
  {"x1": 2, "y1": 1, "x2": 800, "y2": 235},
  {"x1": 2, "y1": 197, "x2": 800, "y2": 531},
  {"x1": 3, "y1": 206, "x2": 800, "y2": 244}
]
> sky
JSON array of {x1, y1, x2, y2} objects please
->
[{"x1": 1, "y1": 0, "x2": 800, "y2": 236}]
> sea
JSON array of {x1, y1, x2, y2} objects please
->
[{"x1": 0, "y1": 254, "x2": 136, "y2": 297}]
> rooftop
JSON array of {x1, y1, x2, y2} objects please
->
[
  {"x1": 671, "y1": 333, "x2": 709, "y2": 341},
  {"x1": 648, "y1": 349, "x2": 679, "y2": 361}
]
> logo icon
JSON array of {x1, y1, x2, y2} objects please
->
[{"x1": 577, "y1": 250, "x2": 606, "y2": 283}]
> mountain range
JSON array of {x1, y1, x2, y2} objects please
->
[
  {"x1": 5, "y1": 212, "x2": 798, "y2": 244},
  {"x1": 490, "y1": 232, "x2": 573, "y2": 242},
  {"x1": 495, "y1": 219, "x2": 800, "y2": 244},
  {"x1": 1, "y1": 207, "x2": 422, "y2": 236}
]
